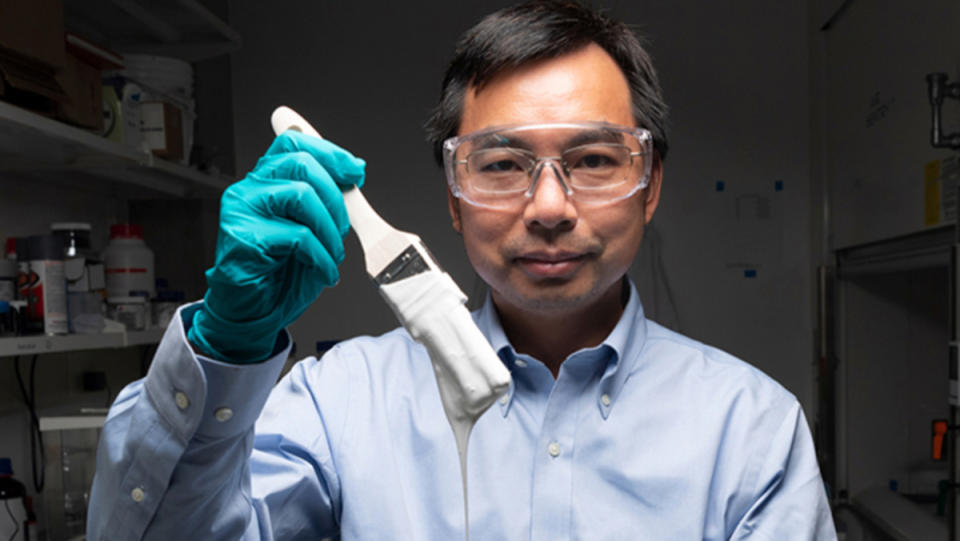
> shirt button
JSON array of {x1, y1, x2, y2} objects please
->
[
  {"x1": 601, "y1": 393, "x2": 611, "y2": 406},
  {"x1": 214, "y1": 407, "x2": 233, "y2": 422},
  {"x1": 174, "y1": 391, "x2": 189, "y2": 410},
  {"x1": 499, "y1": 394, "x2": 509, "y2": 405},
  {"x1": 131, "y1": 487, "x2": 145, "y2": 503},
  {"x1": 514, "y1": 359, "x2": 528, "y2": 368},
  {"x1": 548, "y1": 442, "x2": 561, "y2": 457}
]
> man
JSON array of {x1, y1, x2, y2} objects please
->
[{"x1": 88, "y1": 2, "x2": 836, "y2": 539}]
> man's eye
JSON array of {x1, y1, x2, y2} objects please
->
[
  {"x1": 479, "y1": 159, "x2": 524, "y2": 173},
  {"x1": 576, "y1": 154, "x2": 616, "y2": 168},
  {"x1": 570, "y1": 153, "x2": 623, "y2": 170}
]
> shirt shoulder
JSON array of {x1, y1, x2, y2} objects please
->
[
  {"x1": 324, "y1": 325, "x2": 422, "y2": 368},
  {"x1": 308, "y1": 325, "x2": 434, "y2": 397},
  {"x1": 638, "y1": 319, "x2": 798, "y2": 413}
]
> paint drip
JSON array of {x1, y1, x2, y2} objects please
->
[{"x1": 379, "y1": 270, "x2": 511, "y2": 540}]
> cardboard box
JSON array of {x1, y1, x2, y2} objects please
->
[
  {"x1": 141, "y1": 102, "x2": 184, "y2": 161},
  {"x1": 56, "y1": 52, "x2": 103, "y2": 130},
  {"x1": 0, "y1": 0, "x2": 66, "y2": 69},
  {"x1": 0, "y1": 0, "x2": 66, "y2": 111},
  {"x1": 0, "y1": 51, "x2": 62, "y2": 112}
]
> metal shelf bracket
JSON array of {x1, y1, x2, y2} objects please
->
[{"x1": 927, "y1": 72, "x2": 960, "y2": 150}]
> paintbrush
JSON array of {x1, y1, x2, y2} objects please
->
[{"x1": 270, "y1": 106, "x2": 511, "y2": 462}]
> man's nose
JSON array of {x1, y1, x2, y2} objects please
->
[{"x1": 522, "y1": 161, "x2": 578, "y2": 232}]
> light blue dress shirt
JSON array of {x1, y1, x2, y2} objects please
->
[{"x1": 88, "y1": 281, "x2": 836, "y2": 540}]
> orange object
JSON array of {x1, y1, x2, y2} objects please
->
[{"x1": 933, "y1": 420, "x2": 948, "y2": 461}]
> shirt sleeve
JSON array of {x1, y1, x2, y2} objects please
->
[
  {"x1": 85, "y1": 302, "x2": 338, "y2": 540},
  {"x1": 728, "y1": 399, "x2": 837, "y2": 541}
]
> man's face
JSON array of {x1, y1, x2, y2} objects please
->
[{"x1": 448, "y1": 43, "x2": 663, "y2": 318}]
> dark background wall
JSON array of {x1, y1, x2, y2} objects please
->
[{"x1": 227, "y1": 0, "x2": 816, "y2": 411}]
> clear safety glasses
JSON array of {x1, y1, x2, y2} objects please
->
[{"x1": 443, "y1": 122, "x2": 653, "y2": 210}]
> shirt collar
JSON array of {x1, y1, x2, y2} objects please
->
[{"x1": 473, "y1": 277, "x2": 648, "y2": 419}]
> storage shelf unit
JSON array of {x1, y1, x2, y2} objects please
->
[
  {"x1": 63, "y1": 0, "x2": 241, "y2": 62},
  {"x1": 0, "y1": 100, "x2": 231, "y2": 197},
  {"x1": 835, "y1": 225, "x2": 954, "y2": 278},
  {"x1": 0, "y1": 328, "x2": 164, "y2": 357}
]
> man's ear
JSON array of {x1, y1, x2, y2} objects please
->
[
  {"x1": 447, "y1": 188, "x2": 463, "y2": 233},
  {"x1": 642, "y1": 154, "x2": 664, "y2": 225}
]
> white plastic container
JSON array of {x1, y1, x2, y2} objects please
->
[{"x1": 102, "y1": 224, "x2": 155, "y2": 299}]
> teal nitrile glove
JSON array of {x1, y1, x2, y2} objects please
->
[{"x1": 188, "y1": 130, "x2": 365, "y2": 364}]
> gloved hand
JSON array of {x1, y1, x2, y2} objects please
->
[{"x1": 188, "y1": 131, "x2": 365, "y2": 364}]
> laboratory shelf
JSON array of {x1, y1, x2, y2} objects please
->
[
  {"x1": 850, "y1": 487, "x2": 947, "y2": 540},
  {"x1": 0, "y1": 328, "x2": 164, "y2": 357},
  {"x1": 63, "y1": 0, "x2": 241, "y2": 62},
  {"x1": 835, "y1": 225, "x2": 954, "y2": 278},
  {"x1": 38, "y1": 415, "x2": 107, "y2": 432},
  {"x1": 0, "y1": 100, "x2": 232, "y2": 198}
]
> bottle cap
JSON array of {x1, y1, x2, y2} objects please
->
[
  {"x1": 109, "y1": 224, "x2": 143, "y2": 239},
  {"x1": 50, "y1": 223, "x2": 92, "y2": 232}
]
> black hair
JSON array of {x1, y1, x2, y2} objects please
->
[{"x1": 425, "y1": 0, "x2": 669, "y2": 165}]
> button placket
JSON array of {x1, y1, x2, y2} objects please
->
[{"x1": 529, "y1": 364, "x2": 589, "y2": 541}]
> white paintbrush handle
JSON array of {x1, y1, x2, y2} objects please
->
[{"x1": 270, "y1": 106, "x2": 395, "y2": 266}]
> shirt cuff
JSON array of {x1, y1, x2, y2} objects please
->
[{"x1": 144, "y1": 302, "x2": 293, "y2": 442}]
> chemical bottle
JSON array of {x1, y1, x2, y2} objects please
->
[
  {"x1": 17, "y1": 235, "x2": 68, "y2": 335},
  {"x1": 102, "y1": 224, "x2": 155, "y2": 299}
]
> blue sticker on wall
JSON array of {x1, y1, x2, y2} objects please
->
[
  {"x1": 744, "y1": 269, "x2": 757, "y2": 278},
  {"x1": 716, "y1": 181, "x2": 725, "y2": 192},
  {"x1": 775, "y1": 180, "x2": 784, "y2": 192}
]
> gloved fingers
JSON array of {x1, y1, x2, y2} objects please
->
[
  {"x1": 258, "y1": 152, "x2": 350, "y2": 236},
  {"x1": 257, "y1": 179, "x2": 346, "y2": 263},
  {"x1": 262, "y1": 222, "x2": 340, "y2": 285},
  {"x1": 265, "y1": 130, "x2": 366, "y2": 188}
]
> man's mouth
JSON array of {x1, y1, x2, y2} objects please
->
[{"x1": 514, "y1": 251, "x2": 590, "y2": 278}]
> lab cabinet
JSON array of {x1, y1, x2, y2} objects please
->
[
  {"x1": 0, "y1": 1, "x2": 234, "y2": 348},
  {"x1": 0, "y1": 1, "x2": 238, "y2": 539},
  {"x1": 831, "y1": 236, "x2": 951, "y2": 540},
  {"x1": 822, "y1": 0, "x2": 960, "y2": 249},
  {"x1": 816, "y1": 1, "x2": 960, "y2": 539}
]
